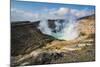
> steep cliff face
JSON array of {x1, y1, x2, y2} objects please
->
[{"x1": 11, "y1": 15, "x2": 95, "y2": 66}]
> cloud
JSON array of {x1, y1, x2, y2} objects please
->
[
  {"x1": 47, "y1": 7, "x2": 94, "y2": 19},
  {"x1": 70, "y1": 9, "x2": 95, "y2": 18},
  {"x1": 57, "y1": 8, "x2": 70, "y2": 15},
  {"x1": 51, "y1": 7, "x2": 70, "y2": 16},
  {"x1": 11, "y1": 7, "x2": 95, "y2": 22},
  {"x1": 11, "y1": 8, "x2": 40, "y2": 22}
]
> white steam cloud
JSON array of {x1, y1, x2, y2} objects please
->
[
  {"x1": 38, "y1": 13, "x2": 79, "y2": 40},
  {"x1": 38, "y1": 19, "x2": 52, "y2": 35},
  {"x1": 11, "y1": 7, "x2": 94, "y2": 40}
]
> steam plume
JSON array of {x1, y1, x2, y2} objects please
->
[{"x1": 38, "y1": 12, "x2": 79, "y2": 40}]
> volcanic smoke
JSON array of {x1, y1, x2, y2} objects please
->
[{"x1": 38, "y1": 13, "x2": 79, "y2": 41}]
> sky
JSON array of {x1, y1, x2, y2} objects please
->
[{"x1": 11, "y1": 0, "x2": 95, "y2": 21}]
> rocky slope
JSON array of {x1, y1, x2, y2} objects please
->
[
  {"x1": 11, "y1": 21, "x2": 57, "y2": 56},
  {"x1": 11, "y1": 14, "x2": 95, "y2": 66}
]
